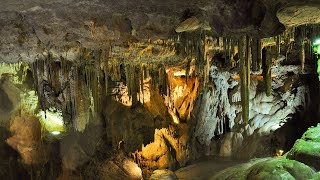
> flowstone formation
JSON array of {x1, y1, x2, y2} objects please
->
[{"x1": 193, "y1": 62, "x2": 310, "y2": 158}]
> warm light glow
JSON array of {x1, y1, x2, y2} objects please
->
[
  {"x1": 0, "y1": 63, "x2": 22, "y2": 83},
  {"x1": 122, "y1": 159, "x2": 142, "y2": 179},
  {"x1": 37, "y1": 108, "x2": 65, "y2": 133},
  {"x1": 21, "y1": 90, "x2": 38, "y2": 112},
  {"x1": 276, "y1": 149, "x2": 284, "y2": 157},
  {"x1": 313, "y1": 39, "x2": 320, "y2": 46},
  {"x1": 51, "y1": 131, "x2": 61, "y2": 135},
  {"x1": 231, "y1": 74, "x2": 277, "y2": 80},
  {"x1": 168, "y1": 108, "x2": 180, "y2": 124}
]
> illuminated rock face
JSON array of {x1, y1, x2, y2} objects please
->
[{"x1": 193, "y1": 64, "x2": 309, "y2": 158}]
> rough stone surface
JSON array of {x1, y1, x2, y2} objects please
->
[
  {"x1": 0, "y1": 0, "x2": 319, "y2": 63},
  {"x1": 278, "y1": 5, "x2": 320, "y2": 27}
]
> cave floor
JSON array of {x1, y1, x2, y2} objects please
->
[{"x1": 175, "y1": 156, "x2": 246, "y2": 180}]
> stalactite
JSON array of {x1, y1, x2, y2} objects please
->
[
  {"x1": 158, "y1": 64, "x2": 167, "y2": 96},
  {"x1": 230, "y1": 39, "x2": 235, "y2": 68},
  {"x1": 245, "y1": 36, "x2": 250, "y2": 123},
  {"x1": 104, "y1": 68, "x2": 109, "y2": 97},
  {"x1": 300, "y1": 26, "x2": 306, "y2": 72},
  {"x1": 140, "y1": 64, "x2": 144, "y2": 104},
  {"x1": 125, "y1": 64, "x2": 131, "y2": 97},
  {"x1": 227, "y1": 38, "x2": 231, "y2": 66},
  {"x1": 257, "y1": 39, "x2": 262, "y2": 70},
  {"x1": 239, "y1": 35, "x2": 250, "y2": 124},
  {"x1": 131, "y1": 65, "x2": 138, "y2": 106},
  {"x1": 71, "y1": 64, "x2": 78, "y2": 129},
  {"x1": 223, "y1": 37, "x2": 227, "y2": 65},
  {"x1": 276, "y1": 35, "x2": 281, "y2": 58},
  {"x1": 300, "y1": 40, "x2": 305, "y2": 72},
  {"x1": 262, "y1": 47, "x2": 272, "y2": 96},
  {"x1": 186, "y1": 43, "x2": 191, "y2": 84},
  {"x1": 251, "y1": 38, "x2": 258, "y2": 71}
]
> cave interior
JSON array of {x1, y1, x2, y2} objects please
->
[{"x1": 1, "y1": 0, "x2": 320, "y2": 179}]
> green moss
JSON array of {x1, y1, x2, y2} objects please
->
[
  {"x1": 289, "y1": 140, "x2": 320, "y2": 157},
  {"x1": 302, "y1": 127, "x2": 320, "y2": 142},
  {"x1": 246, "y1": 158, "x2": 314, "y2": 180},
  {"x1": 311, "y1": 172, "x2": 320, "y2": 180},
  {"x1": 287, "y1": 125, "x2": 320, "y2": 170},
  {"x1": 210, "y1": 157, "x2": 316, "y2": 180}
]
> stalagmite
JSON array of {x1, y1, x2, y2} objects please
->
[
  {"x1": 239, "y1": 35, "x2": 250, "y2": 124},
  {"x1": 262, "y1": 47, "x2": 272, "y2": 96}
]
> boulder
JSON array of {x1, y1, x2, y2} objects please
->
[
  {"x1": 210, "y1": 157, "x2": 315, "y2": 180},
  {"x1": 287, "y1": 124, "x2": 320, "y2": 170},
  {"x1": 6, "y1": 113, "x2": 48, "y2": 164},
  {"x1": 150, "y1": 169, "x2": 178, "y2": 180}
]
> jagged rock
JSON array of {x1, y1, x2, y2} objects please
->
[{"x1": 150, "y1": 169, "x2": 178, "y2": 180}]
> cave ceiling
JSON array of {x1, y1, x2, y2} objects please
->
[{"x1": 0, "y1": 0, "x2": 320, "y2": 63}]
